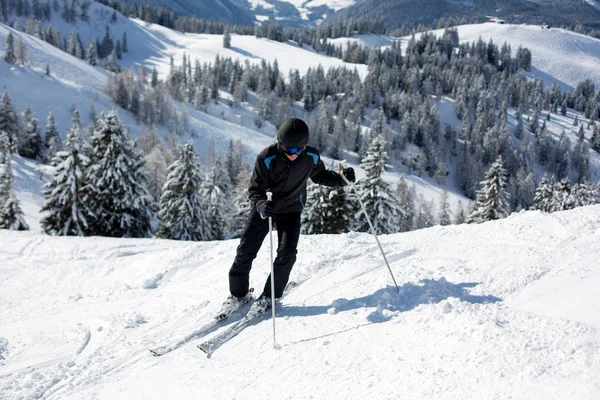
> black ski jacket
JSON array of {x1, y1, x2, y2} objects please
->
[{"x1": 249, "y1": 144, "x2": 346, "y2": 214}]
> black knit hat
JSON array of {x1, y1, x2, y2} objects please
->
[{"x1": 277, "y1": 118, "x2": 309, "y2": 148}]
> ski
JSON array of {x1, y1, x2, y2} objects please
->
[
  {"x1": 198, "y1": 281, "x2": 300, "y2": 357},
  {"x1": 198, "y1": 311, "x2": 265, "y2": 356},
  {"x1": 149, "y1": 289, "x2": 255, "y2": 356},
  {"x1": 149, "y1": 318, "x2": 224, "y2": 356}
]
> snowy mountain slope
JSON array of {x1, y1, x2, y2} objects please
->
[
  {"x1": 587, "y1": 0, "x2": 600, "y2": 11},
  {"x1": 129, "y1": 19, "x2": 368, "y2": 80},
  {"x1": 330, "y1": 22, "x2": 600, "y2": 90},
  {"x1": 1, "y1": 206, "x2": 600, "y2": 399}
]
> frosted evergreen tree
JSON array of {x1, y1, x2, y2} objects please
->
[
  {"x1": 467, "y1": 156, "x2": 510, "y2": 223},
  {"x1": 322, "y1": 185, "x2": 350, "y2": 234},
  {"x1": 438, "y1": 191, "x2": 451, "y2": 226},
  {"x1": 301, "y1": 182, "x2": 327, "y2": 234},
  {"x1": 44, "y1": 110, "x2": 62, "y2": 163},
  {"x1": 555, "y1": 178, "x2": 573, "y2": 211},
  {"x1": 514, "y1": 167, "x2": 536, "y2": 211},
  {"x1": 396, "y1": 176, "x2": 415, "y2": 232},
  {"x1": 85, "y1": 111, "x2": 155, "y2": 237},
  {"x1": 104, "y1": 50, "x2": 120, "y2": 73},
  {"x1": 533, "y1": 174, "x2": 554, "y2": 213},
  {"x1": 122, "y1": 31, "x2": 128, "y2": 53},
  {"x1": 66, "y1": 30, "x2": 83, "y2": 58},
  {"x1": 203, "y1": 157, "x2": 234, "y2": 240},
  {"x1": 40, "y1": 119, "x2": 90, "y2": 236},
  {"x1": 514, "y1": 113, "x2": 523, "y2": 139},
  {"x1": 19, "y1": 106, "x2": 42, "y2": 160},
  {"x1": 354, "y1": 134, "x2": 403, "y2": 234},
  {"x1": 16, "y1": 36, "x2": 27, "y2": 65},
  {"x1": 555, "y1": 130, "x2": 570, "y2": 180},
  {"x1": 453, "y1": 200, "x2": 466, "y2": 225},
  {"x1": 158, "y1": 143, "x2": 210, "y2": 241},
  {"x1": 85, "y1": 40, "x2": 97, "y2": 65},
  {"x1": 231, "y1": 165, "x2": 252, "y2": 238},
  {"x1": 4, "y1": 32, "x2": 16, "y2": 64},
  {"x1": 529, "y1": 107, "x2": 539, "y2": 137},
  {"x1": 223, "y1": 27, "x2": 231, "y2": 49},
  {"x1": 144, "y1": 146, "x2": 167, "y2": 203},
  {"x1": 0, "y1": 91, "x2": 19, "y2": 153},
  {"x1": 0, "y1": 155, "x2": 29, "y2": 231},
  {"x1": 115, "y1": 40, "x2": 122, "y2": 59}
]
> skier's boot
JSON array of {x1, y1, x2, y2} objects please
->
[
  {"x1": 215, "y1": 289, "x2": 254, "y2": 321},
  {"x1": 245, "y1": 295, "x2": 272, "y2": 321}
]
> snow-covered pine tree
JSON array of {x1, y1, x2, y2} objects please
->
[
  {"x1": 230, "y1": 165, "x2": 252, "y2": 238},
  {"x1": 16, "y1": 36, "x2": 27, "y2": 65},
  {"x1": 453, "y1": 200, "x2": 466, "y2": 225},
  {"x1": 467, "y1": 156, "x2": 510, "y2": 223},
  {"x1": 0, "y1": 155, "x2": 29, "y2": 230},
  {"x1": 354, "y1": 134, "x2": 404, "y2": 234},
  {"x1": 44, "y1": 110, "x2": 62, "y2": 163},
  {"x1": 396, "y1": 176, "x2": 415, "y2": 232},
  {"x1": 19, "y1": 106, "x2": 42, "y2": 160},
  {"x1": 85, "y1": 40, "x2": 97, "y2": 65},
  {"x1": 322, "y1": 185, "x2": 351, "y2": 234},
  {"x1": 85, "y1": 111, "x2": 155, "y2": 237},
  {"x1": 438, "y1": 191, "x2": 451, "y2": 226},
  {"x1": 555, "y1": 178, "x2": 573, "y2": 211},
  {"x1": 4, "y1": 32, "x2": 16, "y2": 64},
  {"x1": 203, "y1": 157, "x2": 234, "y2": 240},
  {"x1": 40, "y1": 117, "x2": 90, "y2": 236},
  {"x1": 158, "y1": 143, "x2": 210, "y2": 241},
  {"x1": 0, "y1": 91, "x2": 19, "y2": 153},
  {"x1": 223, "y1": 27, "x2": 231, "y2": 49},
  {"x1": 301, "y1": 182, "x2": 327, "y2": 234},
  {"x1": 533, "y1": 174, "x2": 554, "y2": 212},
  {"x1": 514, "y1": 113, "x2": 524, "y2": 139}
]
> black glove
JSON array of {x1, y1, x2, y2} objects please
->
[
  {"x1": 259, "y1": 201, "x2": 276, "y2": 219},
  {"x1": 341, "y1": 167, "x2": 355, "y2": 184}
]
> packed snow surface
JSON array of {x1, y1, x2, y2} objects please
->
[{"x1": 1, "y1": 206, "x2": 600, "y2": 399}]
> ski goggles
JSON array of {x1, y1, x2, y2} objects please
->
[{"x1": 282, "y1": 146, "x2": 304, "y2": 155}]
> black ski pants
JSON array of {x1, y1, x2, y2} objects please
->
[{"x1": 229, "y1": 209, "x2": 301, "y2": 299}]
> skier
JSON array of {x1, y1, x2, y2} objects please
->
[{"x1": 218, "y1": 118, "x2": 355, "y2": 320}]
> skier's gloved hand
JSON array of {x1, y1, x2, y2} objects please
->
[
  {"x1": 341, "y1": 167, "x2": 355, "y2": 184},
  {"x1": 259, "y1": 201, "x2": 276, "y2": 219}
]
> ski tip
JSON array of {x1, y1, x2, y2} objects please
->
[
  {"x1": 197, "y1": 344, "x2": 213, "y2": 358},
  {"x1": 149, "y1": 348, "x2": 167, "y2": 357}
]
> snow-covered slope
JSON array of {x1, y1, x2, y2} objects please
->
[
  {"x1": 1, "y1": 205, "x2": 600, "y2": 399},
  {"x1": 587, "y1": 0, "x2": 600, "y2": 11},
  {"x1": 131, "y1": 19, "x2": 368, "y2": 80},
  {"x1": 1, "y1": 6, "x2": 277, "y2": 155},
  {"x1": 330, "y1": 22, "x2": 600, "y2": 90}
]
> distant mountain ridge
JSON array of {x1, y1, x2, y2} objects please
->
[
  {"x1": 134, "y1": 0, "x2": 600, "y2": 30},
  {"x1": 142, "y1": 0, "x2": 255, "y2": 24}
]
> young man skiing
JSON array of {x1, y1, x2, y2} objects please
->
[{"x1": 218, "y1": 118, "x2": 355, "y2": 320}]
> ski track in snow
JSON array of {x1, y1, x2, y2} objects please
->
[{"x1": 1, "y1": 207, "x2": 600, "y2": 399}]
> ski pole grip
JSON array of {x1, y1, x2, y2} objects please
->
[
  {"x1": 338, "y1": 160, "x2": 351, "y2": 185},
  {"x1": 266, "y1": 191, "x2": 273, "y2": 202}
]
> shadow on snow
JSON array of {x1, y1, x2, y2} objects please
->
[{"x1": 280, "y1": 278, "x2": 502, "y2": 324}]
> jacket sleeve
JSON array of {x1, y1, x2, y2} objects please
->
[
  {"x1": 248, "y1": 154, "x2": 270, "y2": 209},
  {"x1": 309, "y1": 154, "x2": 346, "y2": 187}
]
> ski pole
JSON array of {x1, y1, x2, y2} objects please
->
[
  {"x1": 266, "y1": 191, "x2": 280, "y2": 349},
  {"x1": 338, "y1": 161, "x2": 400, "y2": 293}
]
